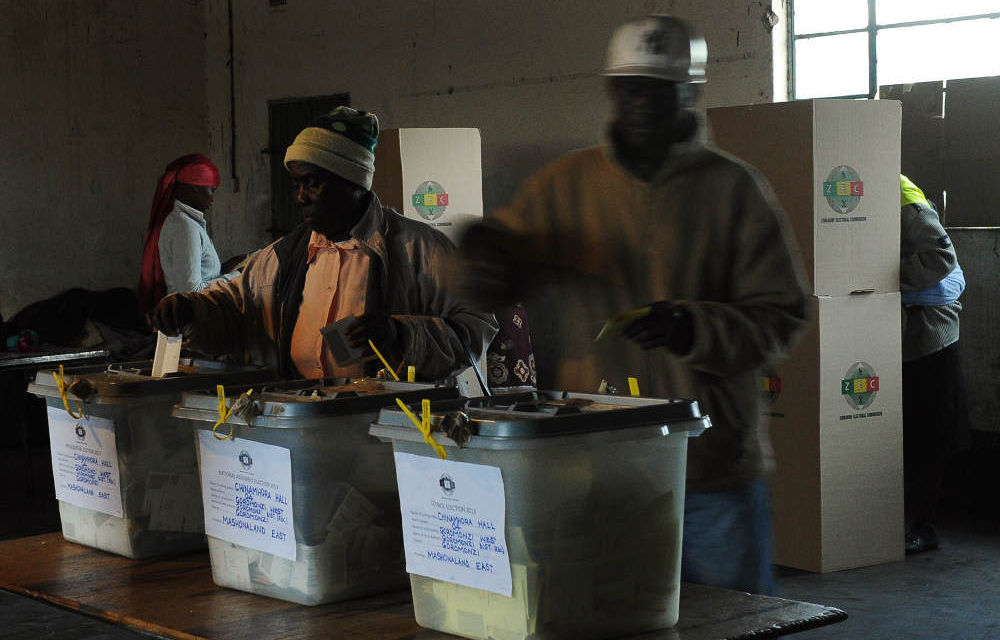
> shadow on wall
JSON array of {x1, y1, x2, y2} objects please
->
[
  {"x1": 483, "y1": 147, "x2": 585, "y2": 216},
  {"x1": 948, "y1": 229, "x2": 1000, "y2": 436}
]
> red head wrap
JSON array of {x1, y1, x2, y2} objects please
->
[{"x1": 137, "y1": 154, "x2": 221, "y2": 315}]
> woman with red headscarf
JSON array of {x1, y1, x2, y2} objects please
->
[{"x1": 137, "y1": 154, "x2": 238, "y2": 315}]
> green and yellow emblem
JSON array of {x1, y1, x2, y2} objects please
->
[
  {"x1": 823, "y1": 165, "x2": 864, "y2": 215},
  {"x1": 841, "y1": 362, "x2": 879, "y2": 410},
  {"x1": 412, "y1": 181, "x2": 450, "y2": 221}
]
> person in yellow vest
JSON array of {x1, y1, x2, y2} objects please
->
[{"x1": 898, "y1": 174, "x2": 969, "y2": 554}]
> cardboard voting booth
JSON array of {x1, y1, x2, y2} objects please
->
[
  {"x1": 708, "y1": 99, "x2": 902, "y2": 296},
  {"x1": 709, "y1": 99, "x2": 904, "y2": 572},
  {"x1": 761, "y1": 293, "x2": 904, "y2": 572},
  {"x1": 372, "y1": 128, "x2": 484, "y2": 245}
]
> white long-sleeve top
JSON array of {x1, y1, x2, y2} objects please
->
[{"x1": 158, "y1": 200, "x2": 236, "y2": 294}]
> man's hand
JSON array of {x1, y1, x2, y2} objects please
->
[
  {"x1": 621, "y1": 301, "x2": 694, "y2": 354},
  {"x1": 149, "y1": 295, "x2": 195, "y2": 336},
  {"x1": 345, "y1": 313, "x2": 401, "y2": 351},
  {"x1": 453, "y1": 222, "x2": 528, "y2": 310}
]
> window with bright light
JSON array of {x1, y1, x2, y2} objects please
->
[{"x1": 791, "y1": 1, "x2": 1000, "y2": 99}]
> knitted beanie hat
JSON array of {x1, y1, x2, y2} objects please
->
[{"x1": 284, "y1": 106, "x2": 380, "y2": 190}]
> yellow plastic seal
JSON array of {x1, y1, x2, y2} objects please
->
[
  {"x1": 53, "y1": 365, "x2": 84, "y2": 419},
  {"x1": 212, "y1": 385, "x2": 255, "y2": 441},
  {"x1": 395, "y1": 397, "x2": 447, "y2": 460},
  {"x1": 369, "y1": 339, "x2": 400, "y2": 381},
  {"x1": 628, "y1": 377, "x2": 640, "y2": 397}
]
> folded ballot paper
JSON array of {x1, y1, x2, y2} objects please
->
[
  {"x1": 152, "y1": 331, "x2": 182, "y2": 378},
  {"x1": 594, "y1": 306, "x2": 650, "y2": 341},
  {"x1": 320, "y1": 315, "x2": 371, "y2": 366}
]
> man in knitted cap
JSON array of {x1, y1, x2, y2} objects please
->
[
  {"x1": 455, "y1": 16, "x2": 808, "y2": 594},
  {"x1": 151, "y1": 107, "x2": 496, "y2": 380}
]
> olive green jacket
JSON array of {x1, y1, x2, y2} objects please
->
[{"x1": 489, "y1": 133, "x2": 809, "y2": 491}]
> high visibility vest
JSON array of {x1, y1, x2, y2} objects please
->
[{"x1": 900, "y1": 174, "x2": 929, "y2": 208}]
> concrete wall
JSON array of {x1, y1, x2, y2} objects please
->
[
  {"x1": 205, "y1": 0, "x2": 784, "y2": 260},
  {"x1": 0, "y1": 1, "x2": 209, "y2": 319},
  {"x1": 950, "y1": 229, "x2": 1000, "y2": 434},
  {"x1": 0, "y1": 0, "x2": 782, "y2": 320}
]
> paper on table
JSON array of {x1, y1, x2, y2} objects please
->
[{"x1": 152, "y1": 331, "x2": 182, "y2": 378}]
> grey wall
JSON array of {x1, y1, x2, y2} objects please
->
[
  {"x1": 204, "y1": 0, "x2": 784, "y2": 261},
  {"x1": 0, "y1": 1, "x2": 209, "y2": 319},
  {"x1": 0, "y1": 0, "x2": 783, "y2": 319},
  {"x1": 881, "y1": 76, "x2": 1000, "y2": 227},
  {"x1": 950, "y1": 229, "x2": 1000, "y2": 434}
]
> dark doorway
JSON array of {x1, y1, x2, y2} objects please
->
[{"x1": 267, "y1": 93, "x2": 350, "y2": 239}]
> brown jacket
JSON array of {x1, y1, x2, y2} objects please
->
[
  {"x1": 490, "y1": 135, "x2": 809, "y2": 491},
  {"x1": 180, "y1": 195, "x2": 497, "y2": 381}
]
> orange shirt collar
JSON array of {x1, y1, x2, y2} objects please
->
[{"x1": 306, "y1": 231, "x2": 360, "y2": 264}]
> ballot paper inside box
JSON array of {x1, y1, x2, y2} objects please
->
[
  {"x1": 371, "y1": 391, "x2": 707, "y2": 640},
  {"x1": 144, "y1": 470, "x2": 203, "y2": 533},
  {"x1": 175, "y1": 378, "x2": 460, "y2": 605},
  {"x1": 45, "y1": 403, "x2": 203, "y2": 559},
  {"x1": 28, "y1": 360, "x2": 273, "y2": 559}
]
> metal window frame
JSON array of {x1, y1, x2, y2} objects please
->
[{"x1": 789, "y1": 1, "x2": 1000, "y2": 99}]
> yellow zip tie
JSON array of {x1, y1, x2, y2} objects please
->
[
  {"x1": 368, "y1": 339, "x2": 400, "y2": 381},
  {"x1": 213, "y1": 385, "x2": 255, "y2": 441},
  {"x1": 53, "y1": 365, "x2": 84, "y2": 419},
  {"x1": 407, "y1": 366, "x2": 416, "y2": 383},
  {"x1": 216, "y1": 384, "x2": 227, "y2": 419},
  {"x1": 628, "y1": 377, "x2": 640, "y2": 397},
  {"x1": 395, "y1": 397, "x2": 447, "y2": 459}
]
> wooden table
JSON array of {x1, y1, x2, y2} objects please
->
[{"x1": 0, "y1": 534, "x2": 845, "y2": 640}]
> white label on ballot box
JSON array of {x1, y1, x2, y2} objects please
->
[
  {"x1": 47, "y1": 407, "x2": 123, "y2": 517},
  {"x1": 394, "y1": 452, "x2": 512, "y2": 596},
  {"x1": 197, "y1": 431, "x2": 296, "y2": 561}
]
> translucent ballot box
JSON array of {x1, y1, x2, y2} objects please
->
[
  {"x1": 28, "y1": 360, "x2": 273, "y2": 559},
  {"x1": 173, "y1": 378, "x2": 460, "y2": 605},
  {"x1": 369, "y1": 391, "x2": 710, "y2": 640}
]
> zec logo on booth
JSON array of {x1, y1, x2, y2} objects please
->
[
  {"x1": 758, "y1": 370, "x2": 782, "y2": 407},
  {"x1": 823, "y1": 165, "x2": 864, "y2": 215},
  {"x1": 412, "y1": 181, "x2": 450, "y2": 221},
  {"x1": 841, "y1": 362, "x2": 879, "y2": 410}
]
